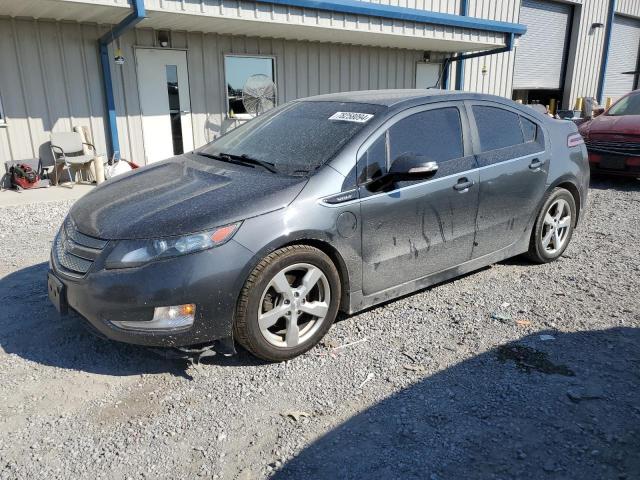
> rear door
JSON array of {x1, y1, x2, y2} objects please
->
[
  {"x1": 358, "y1": 103, "x2": 479, "y2": 295},
  {"x1": 468, "y1": 102, "x2": 549, "y2": 258}
]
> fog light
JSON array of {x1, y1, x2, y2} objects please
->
[{"x1": 112, "y1": 304, "x2": 196, "y2": 331}]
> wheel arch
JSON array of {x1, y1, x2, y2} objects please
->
[{"x1": 548, "y1": 176, "x2": 582, "y2": 225}]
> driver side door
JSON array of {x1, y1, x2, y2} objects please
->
[{"x1": 358, "y1": 103, "x2": 480, "y2": 296}]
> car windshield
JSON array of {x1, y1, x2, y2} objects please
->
[
  {"x1": 198, "y1": 101, "x2": 384, "y2": 175},
  {"x1": 607, "y1": 93, "x2": 640, "y2": 116}
]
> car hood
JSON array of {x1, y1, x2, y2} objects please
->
[
  {"x1": 69, "y1": 154, "x2": 308, "y2": 239},
  {"x1": 586, "y1": 114, "x2": 640, "y2": 136}
]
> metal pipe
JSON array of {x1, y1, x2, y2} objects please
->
[
  {"x1": 455, "y1": 0, "x2": 469, "y2": 91},
  {"x1": 596, "y1": 0, "x2": 617, "y2": 104},
  {"x1": 98, "y1": 0, "x2": 146, "y2": 160},
  {"x1": 440, "y1": 33, "x2": 515, "y2": 89}
]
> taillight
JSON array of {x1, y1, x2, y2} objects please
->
[{"x1": 567, "y1": 133, "x2": 584, "y2": 147}]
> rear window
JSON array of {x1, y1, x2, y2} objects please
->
[
  {"x1": 199, "y1": 101, "x2": 384, "y2": 175},
  {"x1": 473, "y1": 105, "x2": 524, "y2": 152}
]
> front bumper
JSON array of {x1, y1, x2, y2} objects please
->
[{"x1": 49, "y1": 238, "x2": 255, "y2": 348}]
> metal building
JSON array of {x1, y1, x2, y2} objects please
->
[{"x1": 0, "y1": 0, "x2": 638, "y2": 166}]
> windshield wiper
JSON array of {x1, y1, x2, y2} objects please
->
[
  {"x1": 219, "y1": 152, "x2": 278, "y2": 173},
  {"x1": 196, "y1": 152, "x2": 277, "y2": 173}
]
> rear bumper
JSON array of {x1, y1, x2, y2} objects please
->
[
  {"x1": 588, "y1": 151, "x2": 640, "y2": 177},
  {"x1": 49, "y1": 239, "x2": 255, "y2": 348}
]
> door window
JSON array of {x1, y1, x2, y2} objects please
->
[
  {"x1": 165, "y1": 65, "x2": 183, "y2": 155},
  {"x1": 471, "y1": 105, "x2": 545, "y2": 165},
  {"x1": 472, "y1": 105, "x2": 523, "y2": 152},
  {"x1": 388, "y1": 107, "x2": 464, "y2": 163}
]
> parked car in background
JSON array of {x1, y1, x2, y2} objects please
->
[
  {"x1": 579, "y1": 89, "x2": 640, "y2": 177},
  {"x1": 48, "y1": 90, "x2": 589, "y2": 362}
]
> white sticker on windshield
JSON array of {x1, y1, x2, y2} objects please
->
[{"x1": 329, "y1": 112, "x2": 374, "y2": 123}]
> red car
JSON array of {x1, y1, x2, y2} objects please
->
[{"x1": 579, "y1": 89, "x2": 640, "y2": 176}]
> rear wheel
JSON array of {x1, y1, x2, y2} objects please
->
[
  {"x1": 234, "y1": 245, "x2": 341, "y2": 361},
  {"x1": 526, "y1": 187, "x2": 576, "y2": 263}
]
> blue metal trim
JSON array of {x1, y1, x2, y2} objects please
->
[
  {"x1": 597, "y1": 0, "x2": 617, "y2": 104},
  {"x1": 440, "y1": 33, "x2": 515, "y2": 89},
  {"x1": 455, "y1": 0, "x2": 469, "y2": 90},
  {"x1": 99, "y1": 0, "x2": 146, "y2": 159},
  {"x1": 258, "y1": 0, "x2": 527, "y2": 36}
]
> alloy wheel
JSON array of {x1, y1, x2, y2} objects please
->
[
  {"x1": 541, "y1": 198, "x2": 571, "y2": 255},
  {"x1": 258, "y1": 263, "x2": 331, "y2": 348}
]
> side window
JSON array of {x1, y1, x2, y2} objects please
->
[
  {"x1": 472, "y1": 105, "x2": 523, "y2": 152},
  {"x1": 520, "y1": 116, "x2": 538, "y2": 143},
  {"x1": 388, "y1": 107, "x2": 464, "y2": 163},
  {"x1": 359, "y1": 133, "x2": 387, "y2": 183}
]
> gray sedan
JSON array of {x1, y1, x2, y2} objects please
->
[{"x1": 48, "y1": 90, "x2": 589, "y2": 361}]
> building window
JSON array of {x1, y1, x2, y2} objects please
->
[{"x1": 224, "y1": 55, "x2": 275, "y2": 118}]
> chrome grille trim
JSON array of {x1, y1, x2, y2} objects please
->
[
  {"x1": 53, "y1": 218, "x2": 107, "y2": 277},
  {"x1": 64, "y1": 217, "x2": 108, "y2": 250}
]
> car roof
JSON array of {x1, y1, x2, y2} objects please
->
[{"x1": 298, "y1": 89, "x2": 548, "y2": 121}]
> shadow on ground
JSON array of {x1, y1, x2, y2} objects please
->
[
  {"x1": 275, "y1": 327, "x2": 640, "y2": 480},
  {"x1": 0, "y1": 262, "x2": 202, "y2": 377},
  {"x1": 590, "y1": 174, "x2": 640, "y2": 191}
]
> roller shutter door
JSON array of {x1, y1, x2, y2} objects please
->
[
  {"x1": 513, "y1": 0, "x2": 572, "y2": 90},
  {"x1": 603, "y1": 15, "x2": 640, "y2": 101}
]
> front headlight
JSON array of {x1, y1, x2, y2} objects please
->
[{"x1": 105, "y1": 222, "x2": 241, "y2": 269}]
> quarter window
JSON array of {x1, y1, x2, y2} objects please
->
[
  {"x1": 388, "y1": 107, "x2": 464, "y2": 163},
  {"x1": 520, "y1": 116, "x2": 538, "y2": 142},
  {"x1": 224, "y1": 55, "x2": 275, "y2": 118},
  {"x1": 473, "y1": 105, "x2": 524, "y2": 152}
]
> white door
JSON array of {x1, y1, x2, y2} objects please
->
[
  {"x1": 136, "y1": 49, "x2": 194, "y2": 163},
  {"x1": 415, "y1": 62, "x2": 441, "y2": 89}
]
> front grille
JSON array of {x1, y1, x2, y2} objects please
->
[
  {"x1": 585, "y1": 139, "x2": 640, "y2": 156},
  {"x1": 53, "y1": 217, "x2": 107, "y2": 277}
]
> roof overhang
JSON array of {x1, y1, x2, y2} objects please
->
[{"x1": 0, "y1": 0, "x2": 527, "y2": 53}]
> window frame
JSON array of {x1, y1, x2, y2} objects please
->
[
  {"x1": 223, "y1": 53, "x2": 277, "y2": 120},
  {"x1": 356, "y1": 101, "x2": 473, "y2": 187},
  {"x1": 465, "y1": 100, "x2": 547, "y2": 162}
]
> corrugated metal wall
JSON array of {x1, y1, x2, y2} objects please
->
[
  {"x1": 0, "y1": 18, "x2": 423, "y2": 163},
  {"x1": 0, "y1": 18, "x2": 108, "y2": 163},
  {"x1": 617, "y1": 0, "x2": 640, "y2": 18}
]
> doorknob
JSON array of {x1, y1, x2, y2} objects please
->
[
  {"x1": 529, "y1": 158, "x2": 543, "y2": 170},
  {"x1": 453, "y1": 178, "x2": 474, "y2": 192},
  {"x1": 180, "y1": 110, "x2": 191, "y2": 114}
]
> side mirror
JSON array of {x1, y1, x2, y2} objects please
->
[
  {"x1": 388, "y1": 153, "x2": 438, "y2": 181},
  {"x1": 593, "y1": 107, "x2": 605, "y2": 117}
]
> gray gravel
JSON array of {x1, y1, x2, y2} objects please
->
[{"x1": 1, "y1": 177, "x2": 639, "y2": 480}]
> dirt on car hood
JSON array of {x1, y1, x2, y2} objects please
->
[{"x1": 69, "y1": 154, "x2": 307, "y2": 240}]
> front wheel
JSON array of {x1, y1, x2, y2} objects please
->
[
  {"x1": 526, "y1": 187, "x2": 576, "y2": 263},
  {"x1": 234, "y1": 245, "x2": 341, "y2": 361}
]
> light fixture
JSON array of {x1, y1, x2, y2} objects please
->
[
  {"x1": 591, "y1": 22, "x2": 604, "y2": 29},
  {"x1": 112, "y1": 304, "x2": 196, "y2": 331},
  {"x1": 157, "y1": 30, "x2": 170, "y2": 48},
  {"x1": 114, "y1": 47, "x2": 125, "y2": 65}
]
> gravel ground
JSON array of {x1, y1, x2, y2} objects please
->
[{"x1": 0, "y1": 176, "x2": 639, "y2": 480}]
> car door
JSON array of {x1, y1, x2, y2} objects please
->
[
  {"x1": 467, "y1": 102, "x2": 549, "y2": 258},
  {"x1": 358, "y1": 103, "x2": 480, "y2": 296}
]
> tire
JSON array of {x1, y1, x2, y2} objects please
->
[
  {"x1": 234, "y1": 245, "x2": 341, "y2": 361},
  {"x1": 526, "y1": 187, "x2": 576, "y2": 263}
]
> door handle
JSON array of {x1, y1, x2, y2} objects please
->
[
  {"x1": 529, "y1": 158, "x2": 543, "y2": 170},
  {"x1": 453, "y1": 178, "x2": 474, "y2": 192}
]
